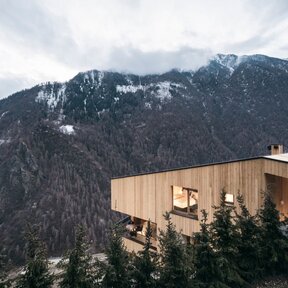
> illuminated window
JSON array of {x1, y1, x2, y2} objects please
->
[
  {"x1": 173, "y1": 186, "x2": 187, "y2": 212},
  {"x1": 225, "y1": 193, "x2": 234, "y2": 205},
  {"x1": 172, "y1": 186, "x2": 198, "y2": 219}
]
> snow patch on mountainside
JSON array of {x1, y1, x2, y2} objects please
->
[
  {"x1": 155, "y1": 81, "x2": 172, "y2": 100},
  {"x1": 59, "y1": 125, "x2": 75, "y2": 135},
  {"x1": 213, "y1": 54, "x2": 240, "y2": 74},
  {"x1": 117, "y1": 81, "x2": 183, "y2": 101},
  {"x1": 116, "y1": 84, "x2": 144, "y2": 94},
  {"x1": 83, "y1": 98, "x2": 87, "y2": 113},
  {"x1": 97, "y1": 71, "x2": 104, "y2": 87},
  {"x1": 154, "y1": 82, "x2": 184, "y2": 100},
  {"x1": 0, "y1": 111, "x2": 9, "y2": 120},
  {"x1": 83, "y1": 70, "x2": 104, "y2": 88},
  {"x1": 84, "y1": 71, "x2": 96, "y2": 83},
  {"x1": 125, "y1": 75, "x2": 134, "y2": 85},
  {"x1": 0, "y1": 138, "x2": 10, "y2": 145},
  {"x1": 36, "y1": 84, "x2": 66, "y2": 110}
]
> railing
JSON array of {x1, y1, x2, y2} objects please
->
[
  {"x1": 116, "y1": 216, "x2": 157, "y2": 251},
  {"x1": 116, "y1": 215, "x2": 131, "y2": 225},
  {"x1": 124, "y1": 231, "x2": 157, "y2": 251}
]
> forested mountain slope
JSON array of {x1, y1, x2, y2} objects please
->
[{"x1": 1, "y1": 54, "x2": 288, "y2": 264}]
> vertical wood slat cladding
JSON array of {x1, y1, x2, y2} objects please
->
[
  {"x1": 112, "y1": 158, "x2": 288, "y2": 237},
  {"x1": 134, "y1": 174, "x2": 156, "y2": 222}
]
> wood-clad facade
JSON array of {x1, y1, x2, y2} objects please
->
[{"x1": 111, "y1": 149, "x2": 288, "y2": 252}]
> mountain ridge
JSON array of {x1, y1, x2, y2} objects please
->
[{"x1": 4, "y1": 53, "x2": 288, "y2": 101}]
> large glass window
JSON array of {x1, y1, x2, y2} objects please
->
[
  {"x1": 173, "y1": 186, "x2": 198, "y2": 219},
  {"x1": 173, "y1": 186, "x2": 188, "y2": 212}
]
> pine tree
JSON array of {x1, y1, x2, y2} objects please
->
[
  {"x1": 210, "y1": 190, "x2": 247, "y2": 288},
  {"x1": 16, "y1": 224, "x2": 53, "y2": 288},
  {"x1": 131, "y1": 220, "x2": 158, "y2": 287},
  {"x1": 194, "y1": 209, "x2": 230, "y2": 288},
  {"x1": 158, "y1": 212, "x2": 197, "y2": 288},
  {"x1": 0, "y1": 253, "x2": 10, "y2": 288},
  {"x1": 258, "y1": 192, "x2": 288, "y2": 276},
  {"x1": 235, "y1": 193, "x2": 263, "y2": 281},
  {"x1": 102, "y1": 224, "x2": 131, "y2": 288},
  {"x1": 60, "y1": 225, "x2": 94, "y2": 288}
]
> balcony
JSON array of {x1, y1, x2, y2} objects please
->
[{"x1": 122, "y1": 216, "x2": 157, "y2": 251}]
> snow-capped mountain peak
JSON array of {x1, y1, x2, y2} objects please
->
[{"x1": 212, "y1": 54, "x2": 240, "y2": 74}]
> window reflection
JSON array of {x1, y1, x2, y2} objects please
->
[{"x1": 173, "y1": 186, "x2": 198, "y2": 219}]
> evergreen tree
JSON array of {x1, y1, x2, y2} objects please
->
[
  {"x1": 235, "y1": 193, "x2": 263, "y2": 281},
  {"x1": 0, "y1": 253, "x2": 10, "y2": 288},
  {"x1": 60, "y1": 225, "x2": 94, "y2": 288},
  {"x1": 158, "y1": 212, "x2": 197, "y2": 288},
  {"x1": 194, "y1": 209, "x2": 230, "y2": 288},
  {"x1": 16, "y1": 224, "x2": 53, "y2": 288},
  {"x1": 131, "y1": 220, "x2": 158, "y2": 288},
  {"x1": 258, "y1": 192, "x2": 288, "y2": 275},
  {"x1": 102, "y1": 224, "x2": 131, "y2": 288},
  {"x1": 210, "y1": 190, "x2": 247, "y2": 288}
]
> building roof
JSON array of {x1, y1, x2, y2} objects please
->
[
  {"x1": 264, "y1": 153, "x2": 288, "y2": 163},
  {"x1": 112, "y1": 153, "x2": 288, "y2": 180}
]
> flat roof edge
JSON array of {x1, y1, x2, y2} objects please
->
[
  {"x1": 112, "y1": 155, "x2": 265, "y2": 180},
  {"x1": 112, "y1": 154, "x2": 288, "y2": 180}
]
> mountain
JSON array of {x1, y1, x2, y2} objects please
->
[{"x1": 1, "y1": 54, "x2": 288, "y2": 264}]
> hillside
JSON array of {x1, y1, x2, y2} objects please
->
[{"x1": 1, "y1": 54, "x2": 288, "y2": 264}]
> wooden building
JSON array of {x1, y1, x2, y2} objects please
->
[{"x1": 111, "y1": 144, "x2": 288, "y2": 252}]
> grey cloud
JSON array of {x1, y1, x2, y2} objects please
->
[
  {"x1": 1, "y1": 0, "x2": 287, "y2": 98},
  {"x1": 223, "y1": 0, "x2": 287, "y2": 56},
  {"x1": 0, "y1": 75, "x2": 36, "y2": 99},
  {"x1": 106, "y1": 47, "x2": 212, "y2": 75},
  {"x1": 0, "y1": 0, "x2": 55, "y2": 43},
  {"x1": 246, "y1": 0, "x2": 288, "y2": 28},
  {"x1": 226, "y1": 33, "x2": 279, "y2": 55},
  {"x1": 278, "y1": 45, "x2": 288, "y2": 57},
  {"x1": 0, "y1": 0, "x2": 79, "y2": 67}
]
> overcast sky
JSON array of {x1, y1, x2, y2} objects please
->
[{"x1": 0, "y1": 0, "x2": 288, "y2": 99}]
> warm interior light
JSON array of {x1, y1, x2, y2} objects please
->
[
  {"x1": 172, "y1": 185, "x2": 199, "y2": 219},
  {"x1": 173, "y1": 186, "x2": 188, "y2": 209},
  {"x1": 225, "y1": 193, "x2": 234, "y2": 203}
]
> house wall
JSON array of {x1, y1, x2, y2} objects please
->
[
  {"x1": 264, "y1": 159, "x2": 288, "y2": 218},
  {"x1": 111, "y1": 158, "x2": 274, "y2": 237},
  {"x1": 264, "y1": 158, "x2": 288, "y2": 178}
]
